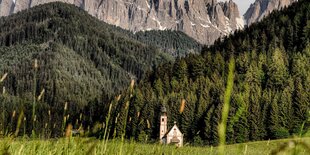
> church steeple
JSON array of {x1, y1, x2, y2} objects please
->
[{"x1": 159, "y1": 106, "x2": 167, "y2": 143}]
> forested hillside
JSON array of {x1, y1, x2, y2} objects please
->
[
  {"x1": 0, "y1": 2, "x2": 199, "y2": 136},
  {"x1": 0, "y1": 0, "x2": 309, "y2": 145},
  {"x1": 134, "y1": 30, "x2": 201, "y2": 57},
  {"x1": 111, "y1": 0, "x2": 310, "y2": 145}
]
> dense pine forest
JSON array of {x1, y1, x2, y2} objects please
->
[
  {"x1": 0, "y1": 2, "x2": 200, "y2": 136},
  {"x1": 0, "y1": 0, "x2": 309, "y2": 147},
  {"x1": 111, "y1": 0, "x2": 310, "y2": 145},
  {"x1": 134, "y1": 30, "x2": 201, "y2": 57}
]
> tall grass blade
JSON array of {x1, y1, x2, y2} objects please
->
[
  {"x1": 32, "y1": 59, "x2": 38, "y2": 136},
  {"x1": 218, "y1": 57, "x2": 235, "y2": 155},
  {"x1": 15, "y1": 111, "x2": 24, "y2": 137}
]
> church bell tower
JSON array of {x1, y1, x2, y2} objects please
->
[{"x1": 160, "y1": 106, "x2": 167, "y2": 143}]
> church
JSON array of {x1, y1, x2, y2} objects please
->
[{"x1": 159, "y1": 106, "x2": 183, "y2": 147}]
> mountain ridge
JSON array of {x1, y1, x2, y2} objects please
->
[
  {"x1": 1, "y1": 0, "x2": 300, "y2": 44},
  {"x1": 0, "y1": 0, "x2": 244, "y2": 45},
  {"x1": 244, "y1": 0, "x2": 298, "y2": 25}
]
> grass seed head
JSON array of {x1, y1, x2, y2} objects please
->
[
  {"x1": 125, "y1": 101, "x2": 129, "y2": 109},
  {"x1": 108, "y1": 103, "x2": 113, "y2": 114},
  {"x1": 180, "y1": 99, "x2": 186, "y2": 113},
  {"x1": 147, "y1": 119, "x2": 151, "y2": 129},
  {"x1": 115, "y1": 117, "x2": 118, "y2": 124},
  {"x1": 130, "y1": 79, "x2": 135, "y2": 90},
  {"x1": 2, "y1": 86, "x2": 6, "y2": 95},
  {"x1": 0, "y1": 73, "x2": 8, "y2": 82},
  {"x1": 65, "y1": 124, "x2": 73, "y2": 138},
  {"x1": 37, "y1": 89, "x2": 45, "y2": 101},
  {"x1": 115, "y1": 114, "x2": 119, "y2": 124},
  {"x1": 116, "y1": 95, "x2": 121, "y2": 101},
  {"x1": 12, "y1": 110, "x2": 16, "y2": 118},
  {"x1": 64, "y1": 102, "x2": 68, "y2": 111},
  {"x1": 34, "y1": 59, "x2": 38, "y2": 69}
]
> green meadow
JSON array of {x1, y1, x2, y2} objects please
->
[{"x1": 0, "y1": 137, "x2": 310, "y2": 155}]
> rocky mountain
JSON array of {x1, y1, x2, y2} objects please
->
[
  {"x1": 244, "y1": 0, "x2": 298, "y2": 25},
  {"x1": 0, "y1": 0, "x2": 244, "y2": 45}
]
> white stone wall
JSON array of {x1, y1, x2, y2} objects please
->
[{"x1": 166, "y1": 125, "x2": 183, "y2": 147}]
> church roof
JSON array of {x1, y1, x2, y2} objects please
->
[
  {"x1": 170, "y1": 124, "x2": 181, "y2": 133},
  {"x1": 162, "y1": 123, "x2": 183, "y2": 138}
]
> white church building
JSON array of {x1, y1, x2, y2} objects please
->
[{"x1": 159, "y1": 106, "x2": 183, "y2": 147}]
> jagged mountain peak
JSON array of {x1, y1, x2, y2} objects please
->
[
  {"x1": 0, "y1": 0, "x2": 244, "y2": 45},
  {"x1": 244, "y1": 0, "x2": 298, "y2": 25}
]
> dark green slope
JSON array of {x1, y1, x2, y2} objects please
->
[
  {"x1": 0, "y1": 1, "x2": 201, "y2": 104},
  {"x1": 0, "y1": 3, "x2": 161, "y2": 104},
  {"x1": 134, "y1": 30, "x2": 201, "y2": 57},
  {"x1": 0, "y1": 2, "x2": 200, "y2": 135},
  {"x1": 112, "y1": 0, "x2": 310, "y2": 144}
]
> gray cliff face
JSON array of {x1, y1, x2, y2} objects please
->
[
  {"x1": 0, "y1": 0, "x2": 244, "y2": 45},
  {"x1": 244, "y1": 0, "x2": 298, "y2": 25}
]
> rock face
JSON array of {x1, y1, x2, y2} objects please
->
[
  {"x1": 0, "y1": 0, "x2": 244, "y2": 45},
  {"x1": 244, "y1": 0, "x2": 298, "y2": 25}
]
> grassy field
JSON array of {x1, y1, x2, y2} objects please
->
[
  {"x1": 0, "y1": 137, "x2": 310, "y2": 155},
  {"x1": 1, "y1": 58, "x2": 309, "y2": 155}
]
